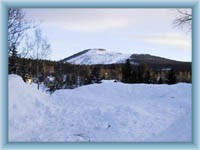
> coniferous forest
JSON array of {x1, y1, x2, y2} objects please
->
[{"x1": 9, "y1": 51, "x2": 192, "y2": 93}]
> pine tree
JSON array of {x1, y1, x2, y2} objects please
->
[
  {"x1": 19, "y1": 59, "x2": 29, "y2": 82},
  {"x1": 137, "y1": 63, "x2": 148, "y2": 83},
  {"x1": 9, "y1": 45, "x2": 19, "y2": 74},
  {"x1": 167, "y1": 69, "x2": 177, "y2": 84},
  {"x1": 54, "y1": 62, "x2": 64, "y2": 89},
  {"x1": 122, "y1": 59, "x2": 132, "y2": 83},
  {"x1": 158, "y1": 77, "x2": 163, "y2": 84},
  {"x1": 91, "y1": 67, "x2": 100, "y2": 83},
  {"x1": 144, "y1": 70, "x2": 151, "y2": 83}
]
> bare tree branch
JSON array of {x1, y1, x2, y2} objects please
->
[
  {"x1": 8, "y1": 8, "x2": 37, "y2": 55},
  {"x1": 26, "y1": 28, "x2": 51, "y2": 60},
  {"x1": 173, "y1": 9, "x2": 192, "y2": 30},
  {"x1": 20, "y1": 34, "x2": 34, "y2": 58}
]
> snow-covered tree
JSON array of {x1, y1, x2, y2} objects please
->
[{"x1": 76, "y1": 76, "x2": 81, "y2": 87}]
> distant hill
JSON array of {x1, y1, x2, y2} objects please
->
[
  {"x1": 61, "y1": 49, "x2": 191, "y2": 71},
  {"x1": 129, "y1": 54, "x2": 191, "y2": 71}
]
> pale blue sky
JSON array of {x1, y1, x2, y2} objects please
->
[{"x1": 23, "y1": 8, "x2": 192, "y2": 62}]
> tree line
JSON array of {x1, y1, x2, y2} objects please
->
[
  {"x1": 121, "y1": 59, "x2": 178, "y2": 85},
  {"x1": 9, "y1": 56, "x2": 191, "y2": 92}
]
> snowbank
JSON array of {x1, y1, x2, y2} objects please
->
[
  {"x1": 9, "y1": 74, "x2": 192, "y2": 142},
  {"x1": 9, "y1": 74, "x2": 56, "y2": 141}
]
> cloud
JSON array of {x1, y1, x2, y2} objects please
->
[
  {"x1": 53, "y1": 16, "x2": 132, "y2": 32},
  {"x1": 25, "y1": 8, "x2": 187, "y2": 32},
  {"x1": 25, "y1": 9, "x2": 136, "y2": 32},
  {"x1": 138, "y1": 33, "x2": 191, "y2": 50},
  {"x1": 23, "y1": 8, "x2": 192, "y2": 62}
]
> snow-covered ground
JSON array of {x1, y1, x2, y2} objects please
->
[{"x1": 8, "y1": 74, "x2": 192, "y2": 142}]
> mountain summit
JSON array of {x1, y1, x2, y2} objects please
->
[{"x1": 61, "y1": 49, "x2": 131, "y2": 65}]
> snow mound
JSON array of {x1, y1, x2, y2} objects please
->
[
  {"x1": 64, "y1": 49, "x2": 131, "y2": 65},
  {"x1": 9, "y1": 74, "x2": 192, "y2": 142},
  {"x1": 9, "y1": 74, "x2": 56, "y2": 141}
]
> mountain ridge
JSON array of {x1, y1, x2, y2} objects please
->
[{"x1": 61, "y1": 49, "x2": 191, "y2": 65}]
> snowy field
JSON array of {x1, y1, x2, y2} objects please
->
[{"x1": 8, "y1": 74, "x2": 192, "y2": 142}]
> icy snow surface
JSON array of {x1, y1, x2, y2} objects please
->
[
  {"x1": 9, "y1": 74, "x2": 192, "y2": 142},
  {"x1": 65, "y1": 49, "x2": 131, "y2": 65}
]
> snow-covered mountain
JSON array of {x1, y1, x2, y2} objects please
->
[
  {"x1": 61, "y1": 49, "x2": 191, "y2": 68},
  {"x1": 61, "y1": 49, "x2": 131, "y2": 65}
]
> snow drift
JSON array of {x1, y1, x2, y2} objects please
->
[
  {"x1": 9, "y1": 74, "x2": 192, "y2": 142},
  {"x1": 8, "y1": 74, "x2": 56, "y2": 141}
]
